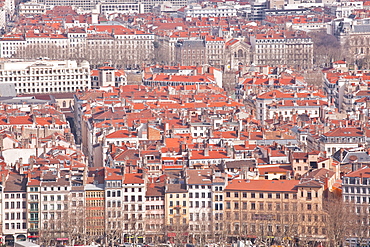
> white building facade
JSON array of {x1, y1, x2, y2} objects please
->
[{"x1": 0, "y1": 59, "x2": 91, "y2": 95}]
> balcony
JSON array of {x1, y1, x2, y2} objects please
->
[{"x1": 28, "y1": 228, "x2": 39, "y2": 233}]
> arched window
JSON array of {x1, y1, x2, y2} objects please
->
[{"x1": 238, "y1": 49, "x2": 244, "y2": 57}]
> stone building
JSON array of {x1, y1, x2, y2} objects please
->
[
  {"x1": 250, "y1": 30, "x2": 313, "y2": 69},
  {"x1": 224, "y1": 179, "x2": 326, "y2": 243},
  {"x1": 175, "y1": 40, "x2": 207, "y2": 66}
]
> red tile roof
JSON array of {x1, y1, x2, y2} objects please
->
[{"x1": 225, "y1": 179, "x2": 299, "y2": 192}]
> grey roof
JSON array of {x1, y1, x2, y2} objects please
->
[
  {"x1": 14, "y1": 242, "x2": 40, "y2": 247},
  {"x1": 0, "y1": 97, "x2": 50, "y2": 105},
  {"x1": 190, "y1": 122, "x2": 211, "y2": 126},
  {"x1": 353, "y1": 25, "x2": 370, "y2": 33},
  {"x1": 84, "y1": 183, "x2": 105, "y2": 191},
  {"x1": 225, "y1": 160, "x2": 256, "y2": 169},
  {"x1": 0, "y1": 83, "x2": 16, "y2": 97},
  {"x1": 4, "y1": 173, "x2": 27, "y2": 192},
  {"x1": 166, "y1": 183, "x2": 187, "y2": 193},
  {"x1": 333, "y1": 149, "x2": 370, "y2": 163},
  {"x1": 151, "y1": 68, "x2": 179, "y2": 74},
  {"x1": 298, "y1": 114, "x2": 310, "y2": 122},
  {"x1": 179, "y1": 40, "x2": 205, "y2": 48}
]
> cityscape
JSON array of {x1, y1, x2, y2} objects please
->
[{"x1": 0, "y1": 0, "x2": 369, "y2": 246}]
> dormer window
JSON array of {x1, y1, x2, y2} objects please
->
[{"x1": 146, "y1": 155, "x2": 155, "y2": 160}]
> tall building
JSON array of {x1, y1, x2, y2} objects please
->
[
  {"x1": 2, "y1": 172, "x2": 27, "y2": 246},
  {"x1": 342, "y1": 166, "x2": 370, "y2": 246},
  {"x1": 187, "y1": 169, "x2": 213, "y2": 243},
  {"x1": 250, "y1": 30, "x2": 313, "y2": 69}
]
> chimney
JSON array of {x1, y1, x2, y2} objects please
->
[
  {"x1": 0, "y1": 134, "x2": 3, "y2": 151},
  {"x1": 121, "y1": 166, "x2": 126, "y2": 183},
  {"x1": 204, "y1": 145, "x2": 210, "y2": 157},
  {"x1": 227, "y1": 145, "x2": 233, "y2": 158}
]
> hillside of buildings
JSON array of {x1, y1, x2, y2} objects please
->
[{"x1": 0, "y1": 0, "x2": 369, "y2": 247}]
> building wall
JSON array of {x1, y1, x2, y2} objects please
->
[
  {"x1": 223, "y1": 185, "x2": 326, "y2": 241},
  {"x1": 0, "y1": 59, "x2": 90, "y2": 95}
]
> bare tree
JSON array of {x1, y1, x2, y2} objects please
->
[
  {"x1": 105, "y1": 207, "x2": 124, "y2": 247},
  {"x1": 166, "y1": 218, "x2": 189, "y2": 247},
  {"x1": 63, "y1": 204, "x2": 89, "y2": 245},
  {"x1": 309, "y1": 32, "x2": 343, "y2": 68},
  {"x1": 323, "y1": 198, "x2": 357, "y2": 247},
  {"x1": 189, "y1": 209, "x2": 213, "y2": 245}
]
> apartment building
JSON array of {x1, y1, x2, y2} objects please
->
[
  {"x1": 174, "y1": 40, "x2": 207, "y2": 67},
  {"x1": 212, "y1": 173, "x2": 227, "y2": 242},
  {"x1": 0, "y1": 28, "x2": 154, "y2": 69},
  {"x1": 342, "y1": 166, "x2": 370, "y2": 246},
  {"x1": 224, "y1": 179, "x2": 326, "y2": 243},
  {"x1": 165, "y1": 183, "x2": 189, "y2": 242},
  {"x1": 265, "y1": 99, "x2": 329, "y2": 122},
  {"x1": 255, "y1": 90, "x2": 327, "y2": 122},
  {"x1": 85, "y1": 181, "x2": 105, "y2": 238},
  {"x1": 177, "y1": 3, "x2": 238, "y2": 18},
  {"x1": 90, "y1": 66, "x2": 127, "y2": 89},
  {"x1": 205, "y1": 37, "x2": 225, "y2": 66},
  {"x1": 26, "y1": 179, "x2": 41, "y2": 240},
  {"x1": 122, "y1": 173, "x2": 146, "y2": 243},
  {"x1": 105, "y1": 168, "x2": 124, "y2": 244},
  {"x1": 307, "y1": 127, "x2": 365, "y2": 156},
  {"x1": 145, "y1": 181, "x2": 165, "y2": 243},
  {"x1": 250, "y1": 30, "x2": 313, "y2": 69},
  {"x1": 39, "y1": 171, "x2": 71, "y2": 245},
  {"x1": 0, "y1": 59, "x2": 91, "y2": 95},
  {"x1": 18, "y1": 2, "x2": 47, "y2": 15},
  {"x1": 289, "y1": 152, "x2": 320, "y2": 177},
  {"x1": 187, "y1": 169, "x2": 213, "y2": 243},
  {"x1": 2, "y1": 173, "x2": 27, "y2": 246}
]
